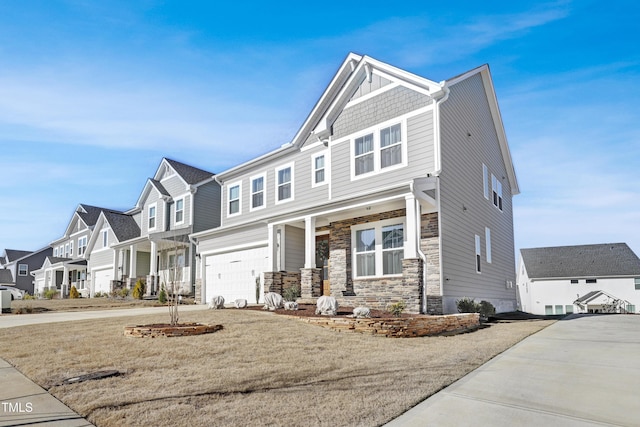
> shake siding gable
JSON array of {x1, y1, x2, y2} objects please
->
[
  {"x1": 160, "y1": 174, "x2": 187, "y2": 196},
  {"x1": 438, "y1": 73, "x2": 516, "y2": 310}
]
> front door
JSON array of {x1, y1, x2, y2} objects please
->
[{"x1": 315, "y1": 235, "x2": 330, "y2": 296}]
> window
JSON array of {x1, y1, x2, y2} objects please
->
[
  {"x1": 148, "y1": 205, "x2": 157, "y2": 230},
  {"x1": 354, "y1": 133, "x2": 374, "y2": 176},
  {"x1": 78, "y1": 236, "x2": 87, "y2": 256},
  {"x1": 380, "y1": 124, "x2": 402, "y2": 168},
  {"x1": 571, "y1": 279, "x2": 579, "y2": 284},
  {"x1": 64, "y1": 243, "x2": 69, "y2": 257},
  {"x1": 352, "y1": 122, "x2": 405, "y2": 179},
  {"x1": 54, "y1": 247, "x2": 58, "y2": 257},
  {"x1": 485, "y1": 227, "x2": 492, "y2": 263},
  {"x1": 555, "y1": 305, "x2": 564, "y2": 315},
  {"x1": 18, "y1": 264, "x2": 28, "y2": 276},
  {"x1": 59, "y1": 245, "x2": 64, "y2": 257},
  {"x1": 313, "y1": 154, "x2": 326, "y2": 185},
  {"x1": 475, "y1": 235, "x2": 481, "y2": 273},
  {"x1": 382, "y1": 224, "x2": 404, "y2": 275},
  {"x1": 353, "y1": 220, "x2": 405, "y2": 278},
  {"x1": 276, "y1": 165, "x2": 293, "y2": 202},
  {"x1": 586, "y1": 279, "x2": 597, "y2": 284},
  {"x1": 102, "y1": 230, "x2": 108, "y2": 248},
  {"x1": 483, "y1": 164, "x2": 489, "y2": 199},
  {"x1": 565, "y1": 305, "x2": 574, "y2": 314},
  {"x1": 635, "y1": 278, "x2": 640, "y2": 290},
  {"x1": 251, "y1": 175, "x2": 265, "y2": 210},
  {"x1": 69, "y1": 241, "x2": 73, "y2": 256},
  {"x1": 175, "y1": 198, "x2": 184, "y2": 224},
  {"x1": 545, "y1": 305, "x2": 553, "y2": 315},
  {"x1": 228, "y1": 183, "x2": 241, "y2": 215},
  {"x1": 491, "y1": 174, "x2": 503, "y2": 211},
  {"x1": 627, "y1": 304, "x2": 636, "y2": 313}
]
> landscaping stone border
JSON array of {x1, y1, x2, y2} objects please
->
[
  {"x1": 124, "y1": 323, "x2": 223, "y2": 338},
  {"x1": 288, "y1": 313, "x2": 480, "y2": 338}
]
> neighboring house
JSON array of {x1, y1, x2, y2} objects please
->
[
  {"x1": 0, "y1": 247, "x2": 52, "y2": 294},
  {"x1": 517, "y1": 243, "x2": 640, "y2": 315},
  {"x1": 32, "y1": 204, "x2": 118, "y2": 296},
  {"x1": 192, "y1": 53, "x2": 519, "y2": 314},
  {"x1": 103, "y1": 158, "x2": 219, "y2": 296}
]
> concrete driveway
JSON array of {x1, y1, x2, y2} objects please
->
[{"x1": 386, "y1": 314, "x2": 640, "y2": 426}]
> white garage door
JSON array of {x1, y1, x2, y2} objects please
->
[
  {"x1": 93, "y1": 269, "x2": 113, "y2": 295},
  {"x1": 205, "y1": 246, "x2": 269, "y2": 305}
]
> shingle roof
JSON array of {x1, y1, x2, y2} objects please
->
[
  {"x1": 149, "y1": 179, "x2": 171, "y2": 197},
  {"x1": 4, "y1": 249, "x2": 33, "y2": 262},
  {"x1": 165, "y1": 158, "x2": 215, "y2": 184},
  {"x1": 0, "y1": 269, "x2": 14, "y2": 284},
  {"x1": 102, "y1": 211, "x2": 141, "y2": 243},
  {"x1": 521, "y1": 243, "x2": 640, "y2": 279},
  {"x1": 77, "y1": 204, "x2": 123, "y2": 227}
]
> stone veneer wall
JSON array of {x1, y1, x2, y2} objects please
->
[
  {"x1": 421, "y1": 212, "x2": 442, "y2": 314},
  {"x1": 194, "y1": 278, "x2": 202, "y2": 304},
  {"x1": 264, "y1": 271, "x2": 301, "y2": 296},
  {"x1": 300, "y1": 268, "x2": 322, "y2": 298}
]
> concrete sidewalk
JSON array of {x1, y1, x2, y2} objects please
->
[
  {"x1": 0, "y1": 358, "x2": 93, "y2": 426},
  {"x1": 385, "y1": 314, "x2": 640, "y2": 426}
]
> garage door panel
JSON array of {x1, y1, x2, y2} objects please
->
[
  {"x1": 205, "y1": 247, "x2": 269, "y2": 304},
  {"x1": 94, "y1": 269, "x2": 113, "y2": 295}
]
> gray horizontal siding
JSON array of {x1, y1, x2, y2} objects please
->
[
  {"x1": 88, "y1": 249, "x2": 113, "y2": 269},
  {"x1": 198, "y1": 224, "x2": 268, "y2": 254},
  {"x1": 284, "y1": 225, "x2": 304, "y2": 271},
  {"x1": 160, "y1": 174, "x2": 187, "y2": 196},
  {"x1": 193, "y1": 181, "x2": 221, "y2": 233},
  {"x1": 438, "y1": 73, "x2": 516, "y2": 303}
]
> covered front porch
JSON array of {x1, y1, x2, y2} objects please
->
[{"x1": 263, "y1": 178, "x2": 442, "y2": 314}]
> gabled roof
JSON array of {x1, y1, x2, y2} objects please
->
[
  {"x1": 0, "y1": 269, "x2": 14, "y2": 284},
  {"x1": 521, "y1": 243, "x2": 640, "y2": 280},
  {"x1": 102, "y1": 210, "x2": 141, "y2": 243},
  {"x1": 163, "y1": 158, "x2": 215, "y2": 185},
  {"x1": 4, "y1": 249, "x2": 33, "y2": 262}
]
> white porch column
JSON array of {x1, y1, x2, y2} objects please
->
[
  {"x1": 304, "y1": 216, "x2": 316, "y2": 268},
  {"x1": 267, "y1": 223, "x2": 276, "y2": 271},
  {"x1": 129, "y1": 243, "x2": 137, "y2": 282},
  {"x1": 113, "y1": 250, "x2": 120, "y2": 284},
  {"x1": 150, "y1": 241, "x2": 158, "y2": 275},
  {"x1": 62, "y1": 266, "x2": 69, "y2": 296},
  {"x1": 405, "y1": 194, "x2": 418, "y2": 258}
]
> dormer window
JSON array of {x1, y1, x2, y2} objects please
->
[
  {"x1": 175, "y1": 198, "x2": 184, "y2": 224},
  {"x1": 102, "y1": 230, "x2": 108, "y2": 248},
  {"x1": 148, "y1": 204, "x2": 157, "y2": 230}
]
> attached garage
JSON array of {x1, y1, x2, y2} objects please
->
[
  {"x1": 93, "y1": 268, "x2": 114, "y2": 295},
  {"x1": 204, "y1": 246, "x2": 270, "y2": 305}
]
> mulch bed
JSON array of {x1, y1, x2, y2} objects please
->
[{"x1": 247, "y1": 304, "x2": 421, "y2": 319}]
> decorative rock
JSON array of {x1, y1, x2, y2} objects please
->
[
  {"x1": 315, "y1": 295, "x2": 338, "y2": 316},
  {"x1": 209, "y1": 295, "x2": 225, "y2": 309},
  {"x1": 353, "y1": 306, "x2": 371, "y2": 318},
  {"x1": 234, "y1": 298, "x2": 248, "y2": 309},
  {"x1": 284, "y1": 301, "x2": 298, "y2": 311},
  {"x1": 263, "y1": 292, "x2": 284, "y2": 311}
]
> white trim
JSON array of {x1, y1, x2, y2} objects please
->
[
  {"x1": 199, "y1": 240, "x2": 269, "y2": 257},
  {"x1": 311, "y1": 151, "x2": 328, "y2": 188},
  {"x1": 352, "y1": 217, "x2": 406, "y2": 279},
  {"x1": 275, "y1": 162, "x2": 294, "y2": 204},
  {"x1": 227, "y1": 181, "x2": 242, "y2": 217},
  {"x1": 345, "y1": 81, "x2": 401, "y2": 108},
  {"x1": 18, "y1": 263, "x2": 28, "y2": 276},
  {"x1": 485, "y1": 227, "x2": 492, "y2": 264},
  {"x1": 147, "y1": 202, "x2": 158, "y2": 232},
  {"x1": 475, "y1": 234, "x2": 482, "y2": 274},
  {"x1": 483, "y1": 164, "x2": 489, "y2": 200},
  {"x1": 350, "y1": 119, "x2": 408, "y2": 181},
  {"x1": 174, "y1": 196, "x2": 185, "y2": 226},
  {"x1": 249, "y1": 173, "x2": 267, "y2": 212}
]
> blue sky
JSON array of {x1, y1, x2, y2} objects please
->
[{"x1": 0, "y1": 0, "x2": 639, "y2": 257}]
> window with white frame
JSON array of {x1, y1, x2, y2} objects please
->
[
  {"x1": 491, "y1": 174, "x2": 503, "y2": 211},
  {"x1": 352, "y1": 122, "x2": 405, "y2": 178},
  {"x1": 102, "y1": 230, "x2": 108, "y2": 248},
  {"x1": 69, "y1": 241, "x2": 74, "y2": 256},
  {"x1": 485, "y1": 227, "x2": 491, "y2": 263},
  {"x1": 313, "y1": 153, "x2": 326, "y2": 185},
  {"x1": 54, "y1": 247, "x2": 58, "y2": 257},
  {"x1": 64, "y1": 243, "x2": 69, "y2": 258},
  {"x1": 483, "y1": 164, "x2": 489, "y2": 199},
  {"x1": 175, "y1": 198, "x2": 184, "y2": 224},
  {"x1": 148, "y1": 204, "x2": 157, "y2": 230},
  {"x1": 78, "y1": 236, "x2": 87, "y2": 256},
  {"x1": 475, "y1": 235, "x2": 481, "y2": 273},
  {"x1": 353, "y1": 219, "x2": 405, "y2": 278},
  {"x1": 228, "y1": 183, "x2": 241, "y2": 215},
  {"x1": 18, "y1": 264, "x2": 28, "y2": 276},
  {"x1": 251, "y1": 175, "x2": 265, "y2": 210},
  {"x1": 276, "y1": 165, "x2": 293, "y2": 202},
  {"x1": 635, "y1": 278, "x2": 640, "y2": 290}
]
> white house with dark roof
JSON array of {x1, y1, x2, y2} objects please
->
[
  {"x1": 517, "y1": 243, "x2": 640, "y2": 315},
  {"x1": 192, "y1": 53, "x2": 520, "y2": 314}
]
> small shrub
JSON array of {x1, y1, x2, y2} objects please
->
[
  {"x1": 456, "y1": 297, "x2": 480, "y2": 313},
  {"x1": 479, "y1": 300, "x2": 496, "y2": 318},
  {"x1": 282, "y1": 284, "x2": 300, "y2": 302},
  {"x1": 44, "y1": 288, "x2": 57, "y2": 300},
  {"x1": 23, "y1": 293, "x2": 36, "y2": 300},
  {"x1": 69, "y1": 286, "x2": 79, "y2": 299},
  {"x1": 158, "y1": 286, "x2": 167, "y2": 304},
  {"x1": 119, "y1": 287, "x2": 130, "y2": 298},
  {"x1": 132, "y1": 280, "x2": 146, "y2": 300},
  {"x1": 14, "y1": 304, "x2": 33, "y2": 314},
  {"x1": 387, "y1": 300, "x2": 406, "y2": 317}
]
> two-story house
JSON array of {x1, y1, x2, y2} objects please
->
[
  {"x1": 0, "y1": 247, "x2": 52, "y2": 294},
  {"x1": 192, "y1": 53, "x2": 519, "y2": 314}
]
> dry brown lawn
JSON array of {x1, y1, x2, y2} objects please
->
[
  {"x1": 11, "y1": 297, "x2": 165, "y2": 313},
  {"x1": 0, "y1": 309, "x2": 553, "y2": 427}
]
